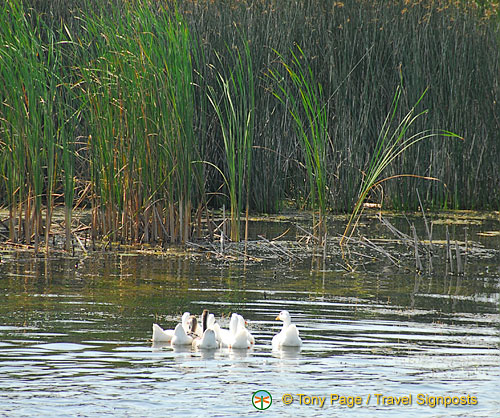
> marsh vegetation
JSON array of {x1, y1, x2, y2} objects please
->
[{"x1": 0, "y1": 0, "x2": 499, "y2": 251}]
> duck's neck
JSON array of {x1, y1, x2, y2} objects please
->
[
  {"x1": 176, "y1": 324, "x2": 186, "y2": 337},
  {"x1": 189, "y1": 316, "x2": 198, "y2": 335},
  {"x1": 229, "y1": 315, "x2": 238, "y2": 334},
  {"x1": 281, "y1": 318, "x2": 291, "y2": 331},
  {"x1": 202, "y1": 309, "x2": 209, "y2": 332},
  {"x1": 182, "y1": 312, "x2": 190, "y2": 329}
]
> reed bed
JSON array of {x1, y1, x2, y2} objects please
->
[
  {"x1": 0, "y1": 3, "x2": 69, "y2": 251},
  {"x1": 0, "y1": 0, "x2": 498, "y2": 251},
  {"x1": 76, "y1": 3, "x2": 199, "y2": 244}
]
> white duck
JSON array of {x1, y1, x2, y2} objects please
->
[
  {"x1": 228, "y1": 316, "x2": 252, "y2": 349},
  {"x1": 239, "y1": 315, "x2": 255, "y2": 347},
  {"x1": 193, "y1": 328, "x2": 218, "y2": 349},
  {"x1": 272, "y1": 310, "x2": 302, "y2": 348},
  {"x1": 193, "y1": 310, "x2": 219, "y2": 349},
  {"x1": 152, "y1": 311, "x2": 190, "y2": 342},
  {"x1": 229, "y1": 315, "x2": 254, "y2": 349},
  {"x1": 229, "y1": 327, "x2": 251, "y2": 349},
  {"x1": 215, "y1": 313, "x2": 240, "y2": 347},
  {"x1": 171, "y1": 323, "x2": 193, "y2": 346}
]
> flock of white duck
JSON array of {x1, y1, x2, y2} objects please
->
[{"x1": 152, "y1": 309, "x2": 302, "y2": 349}]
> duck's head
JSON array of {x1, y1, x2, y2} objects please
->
[{"x1": 276, "y1": 310, "x2": 292, "y2": 324}]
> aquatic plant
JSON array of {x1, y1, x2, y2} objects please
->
[
  {"x1": 340, "y1": 79, "x2": 463, "y2": 247},
  {"x1": 0, "y1": 2, "x2": 70, "y2": 251},
  {"x1": 76, "y1": 2, "x2": 198, "y2": 244},
  {"x1": 206, "y1": 36, "x2": 255, "y2": 242},
  {"x1": 268, "y1": 45, "x2": 330, "y2": 242},
  {"x1": 0, "y1": 0, "x2": 498, "y2": 251},
  {"x1": 179, "y1": 0, "x2": 498, "y2": 212}
]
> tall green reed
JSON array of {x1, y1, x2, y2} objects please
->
[
  {"x1": 269, "y1": 45, "x2": 330, "y2": 241},
  {"x1": 77, "y1": 2, "x2": 198, "y2": 244},
  {"x1": 341, "y1": 80, "x2": 463, "y2": 247},
  {"x1": 206, "y1": 36, "x2": 255, "y2": 242},
  {"x1": 1, "y1": 0, "x2": 499, "y2": 252},
  {"x1": 0, "y1": 2, "x2": 68, "y2": 251},
  {"x1": 179, "y1": 0, "x2": 498, "y2": 212}
]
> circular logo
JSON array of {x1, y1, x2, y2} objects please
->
[{"x1": 252, "y1": 390, "x2": 272, "y2": 410}]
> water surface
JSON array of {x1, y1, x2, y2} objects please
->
[{"x1": 1, "y1": 214, "x2": 499, "y2": 417}]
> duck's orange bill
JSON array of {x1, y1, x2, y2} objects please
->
[{"x1": 275, "y1": 315, "x2": 280, "y2": 320}]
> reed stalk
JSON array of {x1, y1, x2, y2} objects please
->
[
  {"x1": 76, "y1": 2, "x2": 198, "y2": 244},
  {"x1": 0, "y1": 2, "x2": 65, "y2": 251},
  {"x1": 341, "y1": 80, "x2": 463, "y2": 247},
  {"x1": 269, "y1": 44, "x2": 330, "y2": 242},
  {"x1": 0, "y1": 0, "x2": 498, "y2": 250},
  {"x1": 206, "y1": 36, "x2": 255, "y2": 242}
]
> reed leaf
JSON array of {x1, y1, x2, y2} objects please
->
[
  {"x1": 341, "y1": 81, "x2": 463, "y2": 246},
  {"x1": 206, "y1": 35, "x2": 255, "y2": 242},
  {"x1": 268, "y1": 44, "x2": 330, "y2": 241}
]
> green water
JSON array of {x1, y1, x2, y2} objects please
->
[{"x1": 0, "y1": 213, "x2": 499, "y2": 416}]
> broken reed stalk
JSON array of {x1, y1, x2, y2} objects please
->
[
  {"x1": 455, "y1": 240, "x2": 463, "y2": 275},
  {"x1": 464, "y1": 227, "x2": 468, "y2": 273},
  {"x1": 323, "y1": 232, "x2": 327, "y2": 264},
  {"x1": 258, "y1": 235, "x2": 294, "y2": 260},
  {"x1": 446, "y1": 225, "x2": 453, "y2": 274},
  {"x1": 379, "y1": 215, "x2": 413, "y2": 247},
  {"x1": 416, "y1": 189, "x2": 433, "y2": 250},
  {"x1": 428, "y1": 222, "x2": 433, "y2": 273},
  {"x1": 412, "y1": 224, "x2": 423, "y2": 272},
  {"x1": 416, "y1": 189, "x2": 433, "y2": 273},
  {"x1": 220, "y1": 204, "x2": 226, "y2": 254},
  {"x1": 295, "y1": 223, "x2": 321, "y2": 244},
  {"x1": 360, "y1": 237, "x2": 399, "y2": 266}
]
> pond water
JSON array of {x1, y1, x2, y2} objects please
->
[{"x1": 1, "y1": 213, "x2": 499, "y2": 417}]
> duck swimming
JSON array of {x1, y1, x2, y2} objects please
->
[
  {"x1": 272, "y1": 310, "x2": 302, "y2": 348},
  {"x1": 228, "y1": 315, "x2": 253, "y2": 349},
  {"x1": 192, "y1": 309, "x2": 219, "y2": 349},
  {"x1": 229, "y1": 315, "x2": 254, "y2": 349},
  {"x1": 151, "y1": 310, "x2": 260, "y2": 349},
  {"x1": 152, "y1": 311, "x2": 190, "y2": 342},
  {"x1": 215, "y1": 313, "x2": 239, "y2": 347},
  {"x1": 171, "y1": 322, "x2": 194, "y2": 346}
]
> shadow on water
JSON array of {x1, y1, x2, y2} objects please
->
[{"x1": 0, "y1": 211, "x2": 499, "y2": 416}]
